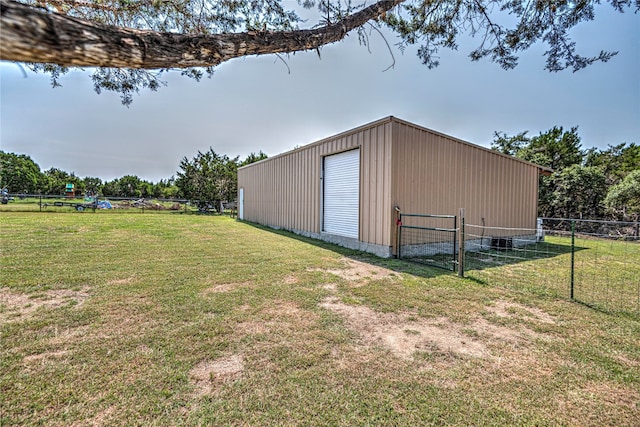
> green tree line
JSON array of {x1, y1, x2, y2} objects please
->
[
  {"x1": 3, "y1": 132, "x2": 638, "y2": 221},
  {"x1": 492, "y1": 127, "x2": 639, "y2": 221},
  {"x1": 0, "y1": 149, "x2": 267, "y2": 202}
]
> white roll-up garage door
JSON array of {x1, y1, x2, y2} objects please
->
[{"x1": 323, "y1": 149, "x2": 360, "y2": 239}]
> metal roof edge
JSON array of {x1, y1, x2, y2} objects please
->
[
  {"x1": 237, "y1": 116, "x2": 395, "y2": 170},
  {"x1": 389, "y1": 117, "x2": 554, "y2": 174},
  {"x1": 238, "y1": 115, "x2": 553, "y2": 175}
]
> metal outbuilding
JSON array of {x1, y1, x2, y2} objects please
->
[{"x1": 238, "y1": 116, "x2": 548, "y2": 258}]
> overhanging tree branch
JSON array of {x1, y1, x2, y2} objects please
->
[
  {"x1": 1, "y1": 0, "x2": 633, "y2": 105},
  {"x1": 0, "y1": 0, "x2": 404, "y2": 68}
]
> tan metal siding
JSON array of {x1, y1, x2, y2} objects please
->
[
  {"x1": 391, "y1": 120, "x2": 539, "y2": 241},
  {"x1": 239, "y1": 116, "x2": 540, "y2": 254},
  {"x1": 238, "y1": 119, "x2": 394, "y2": 246}
]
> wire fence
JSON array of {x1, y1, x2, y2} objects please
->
[
  {"x1": 463, "y1": 218, "x2": 640, "y2": 318},
  {"x1": 397, "y1": 213, "x2": 457, "y2": 271},
  {"x1": 4, "y1": 195, "x2": 638, "y2": 316},
  {"x1": 0, "y1": 194, "x2": 237, "y2": 216}
]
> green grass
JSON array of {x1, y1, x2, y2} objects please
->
[
  {"x1": 464, "y1": 236, "x2": 640, "y2": 316},
  {"x1": 1, "y1": 213, "x2": 639, "y2": 426},
  {"x1": 0, "y1": 197, "x2": 196, "y2": 214}
]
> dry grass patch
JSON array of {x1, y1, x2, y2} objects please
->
[
  {"x1": 0, "y1": 287, "x2": 90, "y2": 322},
  {"x1": 322, "y1": 283, "x2": 338, "y2": 292},
  {"x1": 548, "y1": 381, "x2": 640, "y2": 426},
  {"x1": 487, "y1": 300, "x2": 556, "y2": 324},
  {"x1": 70, "y1": 405, "x2": 117, "y2": 427},
  {"x1": 319, "y1": 296, "x2": 488, "y2": 360},
  {"x1": 577, "y1": 381, "x2": 640, "y2": 411},
  {"x1": 283, "y1": 275, "x2": 299, "y2": 285},
  {"x1": 22, "y1": 349, "x2": 70, "y2": 362},
  {"x1": 471, "y1": 317, "x2": 545, "y2": 345},
  {"x1": 203, "y1": 281, "x2": 253, "y2": 294},
  {"x1": 310, "y1": 257, "x2": 399, "y2": 286},
  {"x1": 236, "y1": 320, "x2": 269, "y2": 335},
  {"x1": 613, "y1": 353, "x2": 640, "y2": 369},
  {"x1": 244, "y1": 300, "x2": 321, "y2": 337},
  {"x1": 319, "y1": 297, "x2": 559, "y2": 363},
  {"x1": 47, "y1": 325, "x2": 93, "y2": 346},
  {"x1": 190, "y1": 355, "x2": 244, "y2": 397},
  {"x1": 106, "y1": 276, "x2": 136, "y2": 285}
]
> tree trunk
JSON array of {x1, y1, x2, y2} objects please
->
[{"x1": 0, "y1": 0, "x2": 403, "y2": 69}]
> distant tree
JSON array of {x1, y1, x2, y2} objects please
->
[
  {"x1": 494, "y1": 126, "x2": 586, "y2": 217},
  {"x1": 43, "y1": 167, "x2": 85, "y2": 195},
  {"x1": 491, "y1": 131, "x2": 530, "y2": 157},
  {"x1": 604, "y1": 170, "x2": 640, "y2": 221},
  {"x1": 82, "y1": 176, "x2": 103, "y2": 194},
  {"x1": 155, "y1": 177, "x2": 180, "y2": 199},
  {"x1": 162, "y1": 185, "x2": 181, "y2": 199},
  {"x1": 239, "y1": 151, "x2": 268, "y2": 167},
  {"x1": 0, "y1": 0, "x2": 631, "y2": 104},
  {"x1": 103, "y1": 175, "x2": 148, "y2": 198},
  {"x1": 492, "y1": 126, "x2": 584, "y2": 170},
  {"x1": 100, "y1": 180, "x2": 118, "y2": 197},
  {"x1": 0, "y1": 151, "x2": 44, "y2": 193},
  {"x1": 518, "y1": 127, "x2": 584, "y2": 171},
  {"x1": 585, "y1": 143, "x2": 640, "y2": 185},
  {"x1": 176, "y1": 148, "x2": 239, "y2": 210},
  {"x1": 551, "y1": 165, "x2": 607, "y2": 219}
]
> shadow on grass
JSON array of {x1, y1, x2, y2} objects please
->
[
  {"x1": 241, "y1": 221, "x2": 452, "y2": 280},
  {"x1": 462, "y1": 241, "x2": 587, "y2": 272},
  {"x1": 571, "y1": 298, "x2": 640, "y2": 321},
  {"x1": 240, "y1": 221, "x2": 591, "y2": 283}
]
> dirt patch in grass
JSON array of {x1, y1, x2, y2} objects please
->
[
  {"x1": 263, "y1": 300, "x2": 307, "y2": 317},
  {"x1": 46, "y1": 325, "x2": 92, "y2": 346},
  {"x1": 236, "y1": 320, "x2": 269, "y2": 335},
  {"x1": 322, "y1": 283, "x2": 338, "y2": 292},
  {"x1": 283, "y1": 275, "x2": 299, "y2": 285},
  {"x1": 470, "y1": 317, "x2": 543, "y2": 344},
  {"x1": 107, "y1": 276, "x2": 135, "y2": 285},
  {"x1": 257, "y1": 300, "x2": 320, "y2": 335},
  {"x1": 487, "y1": 300, "x2": 556, "y2": 324},
  {"x1": 310, "y1": 257, "x2": 398, "y2": 286},
  {"x1": 233, "y1": 300, "x2": 324, "y2": 374},
  {"x1": 22, "y1": 350, "x2": 70, "y2": 368},
  {"x1": 320, "y1": 297, "x2": 556, "y2": 362},
  {"x1": 190, "y1": 355, "x2": 244, "y2": 397},
  {"x1": 203, "y1": 282, "x2": 253, "y2": 294},
  {"x1": 79, "y1": 405, "x2": 117, "y2": 427},
  {"x1": 319, "y1": 297, "x2": 488, "y2": 360},
  {"x1": 0, "y1": 287, "x2": 90, "y2": 322}
]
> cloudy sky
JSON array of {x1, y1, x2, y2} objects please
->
[{"x1": 1, "y1": 4, "x2": 638, "y2": 183}]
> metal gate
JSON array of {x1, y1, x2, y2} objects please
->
[{"x1": 397, "y1": 213, "x2": 458, "y2": 271}]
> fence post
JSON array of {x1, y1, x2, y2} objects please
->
[
  {"x1": 570, "y1": 219, "x2": 575, "y2": 300},
  {"x1": 453, "y1": 215, "x2": 458, "y2": 272},
  {"x1": 394, "y1": 206, "x2": 401, "y2": 259},
  {"x1": 458, "y1": 208, "x2": 465, "y2": 278}
]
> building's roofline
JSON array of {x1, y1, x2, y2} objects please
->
[
  {"x1": 238, "y1": 115, "x2": 553, "y2": 174},
  {"x1": 238, "y1": 116, "x2": 395, "y2": 170},
  {"x1": 389, "y1": 116, "x2": 554, "y2": 174}
]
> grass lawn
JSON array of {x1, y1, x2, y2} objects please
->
[
  {"x1": 464, "y1": 235, "x2": 640, "y2": 317},
  {"x1": 1, "y1": 213, "x2": 639, "y2": 426}
]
